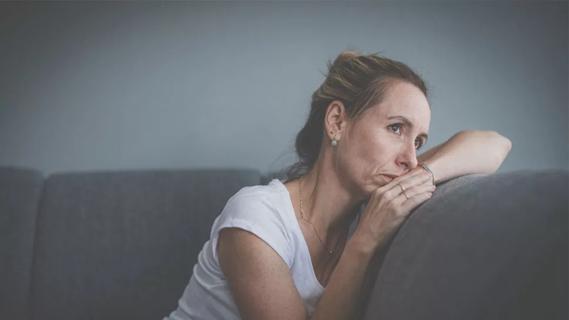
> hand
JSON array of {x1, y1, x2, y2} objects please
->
[{"x1": 352, "y1": 167, "x2": 436, "y2": 253}]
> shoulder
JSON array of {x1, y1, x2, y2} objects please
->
[
  {"x1": 211, "y1": 179, "x2": 295, "y2": 266},
  {"x1": 214, "y1": 184, "x2": 307, "y2": 318},
  {"x1": 221, "y1": 180, "x2": 289, "y2": 225},
  {"x1": 217, "y1": 226, "x2": 307, "y2": 319}
]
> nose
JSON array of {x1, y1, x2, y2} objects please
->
[{"x1": 397, "y1": 141, "x2": 419, "y2": 172}]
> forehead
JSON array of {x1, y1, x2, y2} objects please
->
[{"x1": 366, "y1": 81, "x2": 431, "y2": 132}]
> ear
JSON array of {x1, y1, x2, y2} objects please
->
[{"x1": 324, "y1": 100, "x2": 349, "y2": 141}]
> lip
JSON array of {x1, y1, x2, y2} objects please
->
[{"x1": 376, "y1": 174, "x2": 398, "y2": 184}]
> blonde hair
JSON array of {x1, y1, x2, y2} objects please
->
[{"x1": 283, "y1": 50, "x2": 428, "y2": 182}]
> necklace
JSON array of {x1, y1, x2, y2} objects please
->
[{"x1": 298, "y1": 177, "x2": 341, "y2": 255}]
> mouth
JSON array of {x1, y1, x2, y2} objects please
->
[
  {"x1": 382, "y1": 174, "x2": 399, "y2": 180},
  {"x1": 375, "y1": 174, "x2": 397, "y2": 184}
]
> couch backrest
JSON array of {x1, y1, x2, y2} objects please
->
[
  {"x1": 362, "y1": 169, "x2": 568, "y2": 320},
  {"x1": 0, "y1": 167, "x2": 44, "y2": 320},
  {"x1": 28, "y1": 169, "x2": 261, "y2": 320}
]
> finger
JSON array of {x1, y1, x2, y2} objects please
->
[
  {"x1": 391, "y1": 179, "x2": 434, "y2": 204},
  {"x1": 397, "y1": 190, "x2": 433, "y2": 214},
  {"x1": 385, "y1": 171, "x2": 432, "y2": 196},
  {"x1": 382, "y1": 183, "x2": 406, "y2": 201},
  {"x1": 378, "y1": 168, "x2": 425, "y2": 193},
  {"x1": 398, "y1": 167, "x2": 433, "y2": 186},
  {"x1": 403, "y1": 183, "x2": 436, "y2": 198}
]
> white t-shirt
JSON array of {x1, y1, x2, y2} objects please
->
[{"x1": 164, "y1": 179, "x2": 361, "y2": 320}]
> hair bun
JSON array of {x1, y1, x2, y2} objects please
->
[
  {"x1": 284, "y1": 50, "x2": 427, "y2": 183},
  {"x1": 329, "y1": 50, "x2": 361, "y2": 69},
  {"x1": 338, "y1": 50, "x2": 360, "y2": 60}
]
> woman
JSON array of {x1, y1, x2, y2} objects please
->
[{"x1": 165, "y1": 51, "x2": 512, "y2": 320}]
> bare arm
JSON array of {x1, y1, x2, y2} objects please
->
[
  {"x1": 218, "y1": 228, "x2": 308, "y2": 319},
  {"x1": 418, "y1": 130, "x2": 512, "y2": 184},
  {"x1": 218, "y1": 228, "x2": 376, "y2": 320},
  {"x1": 219, "y1": 170, "x2": 436, "y2": 320}
]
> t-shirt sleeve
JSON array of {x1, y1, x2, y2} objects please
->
[{"x1": 210, "y1": 192, "x2": 293, "y2": 268}]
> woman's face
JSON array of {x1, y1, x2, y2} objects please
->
[{"x1": 336, "y1": 81, "x2": 431, "y2": 197}]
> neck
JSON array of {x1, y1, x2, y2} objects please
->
[{"x1": 298, "y1": 159, "x2": 362, "y2": 240}]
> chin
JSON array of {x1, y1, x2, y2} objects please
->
[
  {"x1": 361, "y1": 180, "x2": 386, "y2": 197},
  {"x1": 360, "y1": 175, "x2": 391, "y2": 194}
]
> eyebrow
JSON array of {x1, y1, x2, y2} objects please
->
[{"x1": 387, "y1": 115, "x2": 429, "y2": 142}]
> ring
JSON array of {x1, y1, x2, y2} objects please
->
[{"x1": 398, "y1": 184, "x2": 409, "y2": 199}]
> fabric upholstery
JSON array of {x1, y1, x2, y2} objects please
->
[
  {"x1": 29, "y1": 169, "x2": 260, "y2": 320},
  {"x1": 1, "y1": 166, "x2": 566, "y2": 320},
  {"x1": 362, "y1": 169, "x2": 568, "y2": 320},
  {"x1": 0, "y1": 166, "x2": 43, "y2": 320}
]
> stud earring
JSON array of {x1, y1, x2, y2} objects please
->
[{"x1": 331, "y1": 138, "x2": 338, "y2": 147}]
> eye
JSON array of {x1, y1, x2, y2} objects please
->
[
  {"x1": 388, "y1": 123, "x2": 402, "y2": 135},
  {"x1": 389, "y1": 123, "x2": 424, "y2": 150},
  {"x1": 415, "y1": 138, "x2": 424, "y2": 150}
]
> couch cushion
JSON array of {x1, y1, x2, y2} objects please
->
[
  {"x1": 29, "y1": 169, "x2": 260, "y2": 320},
  {"x1": 0, "y1": 166, "x2": 43, "y2": 320},
  {"x1": 363, "y1": 169, "x2": 568, "y2": 320}
]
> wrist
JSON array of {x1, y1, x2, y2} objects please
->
[{"x1": 418, "y1": 162, "x2": 436, "y2": 185}]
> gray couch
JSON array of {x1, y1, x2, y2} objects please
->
[{"x1": 1, "y1": 166, "x2": 567, "y2": 320}]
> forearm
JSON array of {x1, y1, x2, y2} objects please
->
[
  {"x1": 418, "y1": 130, "x2": 512, "y2": 184},
  {"x1": 310, "y1": 238, "x2": 376, "y2": 320}
]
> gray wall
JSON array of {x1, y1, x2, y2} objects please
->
[{"x1": 1, "y1": 2, "x2": 567, "y2": 176}]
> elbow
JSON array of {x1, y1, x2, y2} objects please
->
[
  {"x1": 458, "y1": 130, "x2": 512, "y2": 173},
  {"x1": 459, "y1": 129, "x2": 511, "y2": 148},
  {"x1": 489, "y1": 130, "x2": 512, "y2": 156},
  {"x1": 486, "y1": 131, "x2": 512, "y2": 172},
  {"x1": 457, "y1": 129, "x2": 512, "y2": 152},
  {"x1": 496, "y1": 131, "x2": 512, "y2": 152}
]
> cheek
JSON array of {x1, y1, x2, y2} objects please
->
[
  {"x1": 339, "y1": 132, "x2": 391, "y2": 181},
  {"x1": 354, "y1": 132, "x2": 391, "y2": 164}
]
